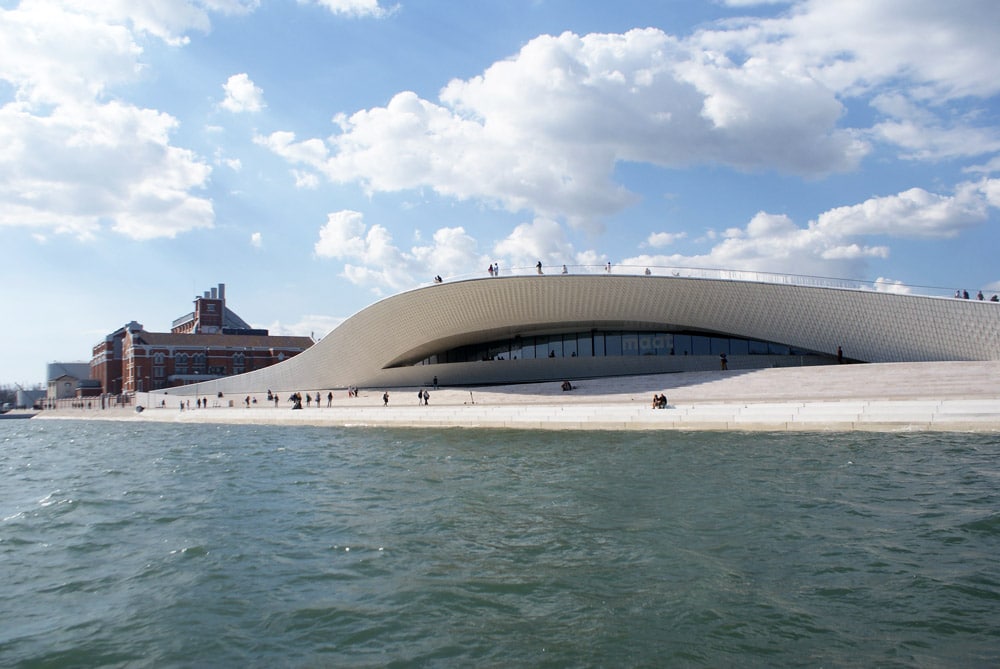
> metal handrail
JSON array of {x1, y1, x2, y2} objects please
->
[{"x1": 435, "y1": 263, "x2": 988, "y2": 300}]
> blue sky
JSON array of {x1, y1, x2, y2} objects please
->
[{"x1": 3, "y1": 0, "x2": 999, "y2": 384}]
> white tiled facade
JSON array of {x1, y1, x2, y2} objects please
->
[{"x1": 159, "y1": 276, "x2": 1000, "y2": 396}]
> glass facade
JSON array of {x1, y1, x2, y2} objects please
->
[{"x1": 415, "y1": 330, "x2": 822, "y2": 366}]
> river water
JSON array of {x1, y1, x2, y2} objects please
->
[{"x1": 2, "y1": 420, "x2": 999, "y2": 667}]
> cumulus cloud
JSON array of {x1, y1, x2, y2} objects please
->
[
  {"x1": 0, "y1": 2, "x2": 215, "y2": 239},
  {"x1": 314, "y1": 210, "x2": 485, "y2": 290},
  {"x1": 872, "y1": 277, "x2": 912, "y2": 294},
  {"x1": 250, "y1": 231, "x2": 262, "y2": 248},
  {"x1": 645, "y1": 231, "x2": 687, "y2": 248},
  {"x1": 622, "y1": 179, "x2": 1000, "y2": 279},
  {"x1": 0, "y1": 99, "x2": 213, "y2": 239},
  {"x1": 261, "y1": 26, "x2": 867, "y2": 230},
  {"x1": 261, "y1": 1, "x2": 1000, "y2": 234},
  {"x1": 492, "y1": 218, "x2": 581, "y2": 270},
  {"x1": 220, "y1": 73, "x2": 265, "y2": 113},
  {"x1": 814, "y1": 184, "x2": 991, "y2": 238},
  {"x1": 309, "y1": 177, "x2": 1000, "y2": 287}
]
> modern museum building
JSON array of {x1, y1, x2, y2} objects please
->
[{"x1": 149, "y1": 271, "x2": 1000, "y2": 397}]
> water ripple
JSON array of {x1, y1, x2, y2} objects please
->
[{"x1": 1, "y1": 422, "x2": 999, "y2": 667}]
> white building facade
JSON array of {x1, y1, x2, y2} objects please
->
[{"x1": 153, "y1": 274, "x2": 1000, "y2": 396}]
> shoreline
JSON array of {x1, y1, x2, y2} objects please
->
[{"x1": 30, "y1": 361, "x2": 1000, "y2": 432}]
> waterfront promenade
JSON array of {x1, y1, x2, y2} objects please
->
[{"x1": 32, "y1": 361, "x2": 1000, "y2": 432}]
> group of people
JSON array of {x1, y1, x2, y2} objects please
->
[
  {"x1": 651, "y1": 394, "x2": 668, "y2": 409},
  {"x1": 955, "y1": 289, "x2": 999, "y2": 301},
  {"x1": 178, "y1": 394, "x2": 225, "y2": 410},
  {"x1": 227, "y1": 383, "x2": 439, "y2": 409},
  {"x1": 486, "y1": 261, "x2": 633, "y2": 277},
  {"x1": 260, "y1": 388, "x2": 347, "y2": 408}
]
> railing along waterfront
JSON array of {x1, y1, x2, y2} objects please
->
[{"x1": 441, "y1": 264, "x2": 975, "y2": 300}]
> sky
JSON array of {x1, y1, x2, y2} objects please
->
[{"x1": 3, "y1": 0, "x2": 1000, "y2": 385}]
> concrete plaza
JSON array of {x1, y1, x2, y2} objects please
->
[{"x1": 34, "y1": 361, "x2": 1000, "y2": 432}]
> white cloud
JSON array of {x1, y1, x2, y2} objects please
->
[
  {"x1": 256, "y1": 131, "x2": 328, "y2": 163},
  {"x1": 260, "y1": 3, "x2": 1000, "y2": 232},
  {"x1": 300, "y1": 0, "x2": 394, "y2": 18},
  {"x1": 645, "y1": 231, "x2": 687, "y2": 248},
  {"x1": 221, "y1": 73, "x2": 265, "y2": 113},
  {"x1": 261, "y1": 25, "x2": 866, "y2": 229},
  {"x1": 0, "y1": 1, "x2": 215, "y2": 240},
  {"x1": 0, "y1": 3, "x2": 144, "y2": 105},
  {"x1": 814, "y1": 183, "x2": 992, "y2": 238},
  {"x1": 622, "y1": 180, "x2": 1000, "y2": 279},
  {"x1": 314, "y1": 210, "x2": 485, "y2": 290},
  {"x1": 872, "y1": 277, "x2": 911, "y2": 294},
  {"x1": 492, "y1": 218, "x2": 581, "y2": 271},
  {"x1": 757, "y1": 0, "x2": 1000, "y2": 101},
  {"x1": 293, "y1": 170, "x2": 320, "y2": 189},
  {"x1": 869, "y1": 93, "x2": 1000, "y2": 160},
  {"x1": 0, "y1": 100, "x2": 213, "y2": 240},
  {"x1": 964, "y1": 155, "x2": 1000, "y2": 175},
  {"x1": 250, "y1": 231, "x2": 262, "y2": 248},
  {"x1": 315, "y1": 210, "x2": 370, "y2": 259}
]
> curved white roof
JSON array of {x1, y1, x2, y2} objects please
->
[{"x1": 161, "y1": 275, "x2": 1000, "y2": 396}]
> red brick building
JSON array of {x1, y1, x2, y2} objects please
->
[{"x1": 91, "y1": 284, "x2": 314, "y2": 393}]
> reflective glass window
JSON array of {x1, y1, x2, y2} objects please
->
[
  {"x1": 710, "y1": 337, "x2": 729, "y2": 355},
  {"x1": 535, "y1": 336, "x2": 550, "y2": 359},
  {"x1": 654, "y1": 333, "x2": 673, "y2": 356},
  {"x1": 621, "y1": 333, "x2": 639, "y2": 356},
  {"x1": 563, "y1": 336, "x2": 578, "y2": 358},
  {"x1": 605, "y1": 333, "x2": 622, "y2": 356},
  {"x1": 548, "y1": 337, "x2": 563, "y2": 358}
]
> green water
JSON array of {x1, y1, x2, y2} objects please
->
[{"x1": 2, "y1": 421, "x2": 998, "y2": 667}]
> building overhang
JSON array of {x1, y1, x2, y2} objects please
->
[{"x1": 154, "y1": 274, "x2": 1000, "y2": 396}]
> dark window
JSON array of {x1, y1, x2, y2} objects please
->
[
  {"x1": 414, "y1": 329, "x2": 823, "y2": 366},
  {"x1": 654, "y1": 333, "x2": 673, "y2": 356},
  {"x1": 605, "y1": 333, "x2": 622, "y2": 356},
  {"x1": 563, "y1": 336, "x2": 578, "y2": 358},
  {"x1": 710, "y1": 337, "x2": 729, "y2": 355},
  {"x1": 621, "y1": 333, "x2": 639, "y2": 356},
  {"x1": 548, "y1": 337, "x2": 563, "y2": 358},
  {"x1": 691, "y1": 336, "x2": 711, "y2": 355},
  {"x1": 533, "y1": 336, "x2": 548, "y2": 359}
]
